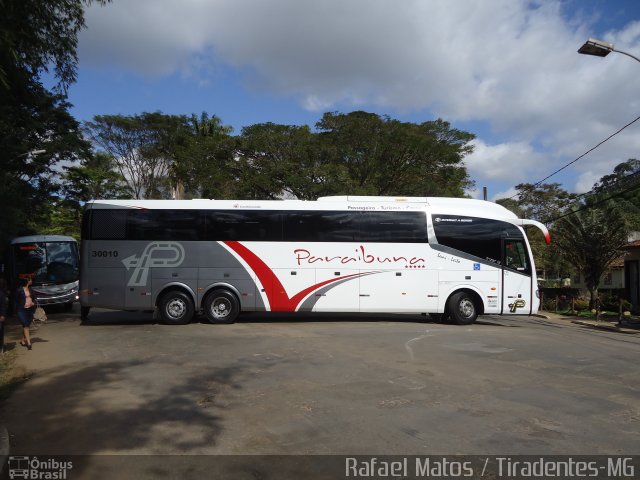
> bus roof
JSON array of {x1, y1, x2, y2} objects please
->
[
  {"x1": 84, "y1": 197, "x2": 550, "y2": 244},
  {"x1": 10, "y1": 235, "x2": 77, "y2": 245},
  {"x1": 85, "y1": 197, "x2": 515, "y2": 217}
]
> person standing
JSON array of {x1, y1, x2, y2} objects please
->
[
  {"x1": 15, "y1": 277, "x2": 35, "y2": 350},
  {"x1": 0, "y1": 279, "x2": 7, "y2": 354}
]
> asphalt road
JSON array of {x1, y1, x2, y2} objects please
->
[{"x1": 1, "y1": 307, "x2": 639, "y2": 462}]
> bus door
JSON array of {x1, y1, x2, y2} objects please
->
[{"x1": 501, "y1": 238, "x2": 532, "y2": 315}]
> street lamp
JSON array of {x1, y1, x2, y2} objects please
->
[
  {"x1": 578, "y1": 38, "x2": 640, "y2": 63},
  {"x1": 17, "y1": 149, "x2": 46, "y2": 158}
]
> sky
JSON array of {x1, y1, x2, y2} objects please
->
[{"x1": 64, "y1": 0, "x2": 640, "y2": 201}]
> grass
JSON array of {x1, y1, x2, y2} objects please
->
[{"x1": 544, "y1": 309, "x2": 639, "y2": 322}]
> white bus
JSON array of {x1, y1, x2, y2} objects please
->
[{"x1": 79, "y1": 196, "x2": 549, "y2": 325}]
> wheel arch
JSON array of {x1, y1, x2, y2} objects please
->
[
  {"x1": 443, "y1": 286, "x2": 485, "y2": 316},
  {"x1": 154, "y1": 282, "x2": 197, "y2": 308}
]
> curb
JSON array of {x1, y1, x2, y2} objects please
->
[
  {"x1": 571, "y1": 320, "x2": 639, "y2": 334},
  {"x1": 0, "y1": 426, "x2": 9, "y2": 475}
]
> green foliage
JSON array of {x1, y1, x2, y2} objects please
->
[
  {"x1": 0, "y1": 75, "x2": 91, "y2": 245},
  {"x1": 497, "y1": 183, "x2": 576, "y2": 281},
  {"x1": 506, "y1": 183, "x2": 577, "y2": 224},
  {"x1": 234, "y1": 123, "x2": 334, "y2": 199},
  {"x1": 554, "y1": 200, "x2": 629, "y2": 308},
  {"x1": 39, "y1": 199, "x2": 82, "y2": 240},
  {"x1": 591, "y1": 159, "x2": 640, "y2": 231},
  {"x1": 172, "y1": 113, "x2": 236, "y2": 199},
  {"x1": 0, "y1": 0, "x2": 105, "y2": 244},
  {"x1": 84, "y1": 110, "x2": 476, "y2": 202},
  {"x1": 84, "y1": 112, "x2": 192, "y2": 199},
  {"x1": 573, "y1": 298, "x2": 590, "y2": 311},
  {"x1": 230, "y1": 112, "x2": 475, "y2": 200},
  {"x1": 0, "y1": 0, "x2": 108, "y2": 92},
  {"x1": 315, "y1": 112, "x2": 475, "y2": 197}
]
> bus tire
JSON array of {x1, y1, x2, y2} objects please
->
[
  {"x1": 204, "y1": 289, "x2": 239, "y2": 324},
  {"x1": 80, "y1": 306, "x2": 90, "y2": 322},
  {"x1": 159, "y1": 290, "x2": 194, "y2": 325},
  {"x1": 448, "y1": 291, "x2": 478, "y2": 325}
]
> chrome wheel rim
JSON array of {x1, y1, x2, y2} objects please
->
[
  {"x1": 212, "y1": 298, "x2": 230, "y2": 319},
  {"x1": 459, "y1": 299, "x2": 475, "y2": 318},
  {"x1": 167, "y1": 298, "x2": 186, "y2": 319}
]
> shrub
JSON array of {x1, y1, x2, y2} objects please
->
[{"x1": 573, "y1": 299, "x2": 590, "y2": 311}]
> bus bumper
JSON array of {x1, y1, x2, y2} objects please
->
[{"x1": 32, "y1": 282, "x2": 79, "y2": 305}]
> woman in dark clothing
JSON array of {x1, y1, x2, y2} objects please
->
[
  {"x1": 0, "y1": 278, "x2": 7, "y2": 354},
  {"x1": 15, "y1": 277, "x2": 35, "y2": 350}
]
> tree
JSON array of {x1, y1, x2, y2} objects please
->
[
  {"x1": 235, "y1": 123, "x2": 342, "y2": 200},
  {"x1": 172, "y1": 112, "x2": 235, "y2": 199},
  {"x1": 316, "y1": 112, "x2": 475, "y2": 197},
  {"x1": 230, "y1": 112, "x2": 476, "y2": 200},
  {"x1": 504, "y1": 183, "x2": 577, "y2": 224},
  {"x1": 0, "y1": 0, "x2": 108, "y2": 91},
  {"x1": 84, "y1": 113, "x2": 191, "y2": 199},
  {"x1": 0, "y1": 0, "x2": 108, "y2": 244},
  {"x1": 0, "y1": 78, "x2": 91, "y2": 245},
  {"x1": 554, "y1": 201, "x2": 629, "y2": 308},
  {"x1": 497, "y1": 183, "x2": 577, "y2": 283},
  {"x1": 54, "y1": 151, "x2": 131, "y2": 237},
  {"x1": 591, "y1": 159, "x2": 640, "y2": 231}
]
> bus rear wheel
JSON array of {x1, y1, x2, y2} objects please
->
[
  {"x1": 159, "y1": 290, "x2": 194, "y2": 325},
  {"x1": 204, "y1": 290, "x2": 239, "y2": 324},
  {"x1": 448, "y1": 291, "x2": 478, "y2": 325}
]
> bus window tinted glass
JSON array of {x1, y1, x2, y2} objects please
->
[
  {"x1": 284, "y1": 211, "x2": 360, "y2": 242},
  {"x1": 359, "y1": 212, "x2": 428, "y2": 243},
  {"x1": 90, "y1": 210, "x2": 127, "y2": 240},
  {"x1": 204, "y1": 211, "x2": 282, "y2": 241},
  {"x1": 127, "y1": 210, "x2": 202, "y2": 241},
  {"x1": 504, "y1": 240, "x2": 530, "y2": 273},
  {"x1": 12, "y1": 242, "x2": 79, "y2": 284},
  {"x1": 432, "y1": 215, "x2": 522, "y2": 264}
]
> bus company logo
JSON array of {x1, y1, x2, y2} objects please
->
[
  {"x1": 509, "y1": 298, "x2": 526, "y2": 313},
  {"x1": 294, "y1": 245, "x2": 426, "y2": 268},
  {"x1": 122, "y1": 242, "x2": 185, "y2": 286},
  {"x1": 8, "y1": 456, "x2": 73, "y2": 479},
  {"x1": 434, "y1": 217, "x2": 472, "y2": 223}
]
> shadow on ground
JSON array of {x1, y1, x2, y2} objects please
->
[{"x1": 2, "y1": 351, "x2": 284, "y2": 474}]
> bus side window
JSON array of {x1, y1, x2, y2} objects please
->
[
  {"x1": 89, "y1": 210, "x2": 127, "y2": 240},
  {"x1": 359, "y1": 212, "x2": 428, "y2": 243}
]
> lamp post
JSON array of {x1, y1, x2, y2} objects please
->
[
  {"x1": 17, "y1": 149, "x2": 46, "y2": 158},
  {"x1": 578, "y1": 38, "x2": 640, "y2": 63}
]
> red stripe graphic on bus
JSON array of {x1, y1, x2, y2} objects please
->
[{"x1": 223, "y1": 241, "x2": 373, "y2": 311}]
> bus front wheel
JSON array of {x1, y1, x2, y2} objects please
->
[
  {"x1": 204, "y1": 290, "x2": 239, "y2": 324},
  {"x1": 448, "y1": 291, "x2": 478, "y2": 325},
  {"x1": 159, "y1": 291, "x2": 194, "y2": 325}
]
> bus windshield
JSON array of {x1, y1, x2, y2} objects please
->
[{"x1": 13, "y1": 241, "x2": 80, "y2": 285}]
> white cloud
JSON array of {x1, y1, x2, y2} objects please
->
[
  {"x1": 79, "y1": 0, "x2": 640, "y2": 194},
  {"x1": 490, "y1": 186, "x2": 519, "y2": 202},
  {"x1": 465, "y1": 139, "x2": 549, "y2": 183}
]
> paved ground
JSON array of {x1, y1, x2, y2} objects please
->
[{"x1": 0, "y1": 306, "x2": 639, "y2": 469}]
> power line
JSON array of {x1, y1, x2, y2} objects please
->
[
  {"x1": 551, "y1": 180, "x2": 640, "y2": 222},
  {"x1": 531, "y1": 168, "x2": 640, "y2": 222},
  {"x1": 508, "y1": 113, "x2": 640, "y2": 200}
]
